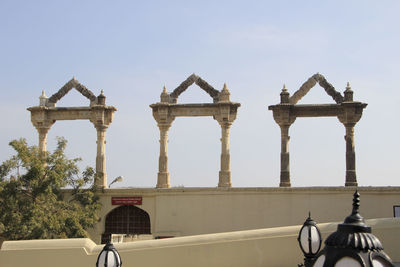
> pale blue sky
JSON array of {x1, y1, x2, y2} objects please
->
[{"x1": 0, "y1": 1, "x2": 399, "y2": 187}]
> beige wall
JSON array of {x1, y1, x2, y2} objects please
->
[
  {"x1": 86, "y1": 187, "x2": 400, "y2": 243},
  {"x1": 1, "y1": 218, "x2": 399, "y2": 267}
]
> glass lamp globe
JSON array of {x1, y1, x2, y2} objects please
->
[
  {"x1": 298, "y1": 213, "x2": 322, "y2": 257},
  {"x1": 96, "y1": 242, "x2": 122, "y2": 267}
]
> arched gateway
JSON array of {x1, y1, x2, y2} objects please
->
[
  {"x1": 268, "y1": 73, "x2": 367, "y2": 187},
  {"x1": 27, "y1": 78, "x2": 116, "y2": 187},
  {"x1": 150, "y1": 74, "x2": 240, "y2": 188},
  {"x1": 101, "y1": 205, "x2": 151, "y2": 244}
]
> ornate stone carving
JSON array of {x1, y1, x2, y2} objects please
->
[
  {"x1": 150, "y1": 75, "x2": 240, "y2": 188},
  {"x1": 289, "y1": 73, "x2": 344, "y2": 104},
  {"x1": 168, "y1": 74, "x2": 221, "y2": 103},
  {"x1": 269, "y1": 74, "x2": 367, "y2": 187},
  {"x1": 47, "y1": 78, "x2": 97, "y2": 106},
  {"x1": 28, "y1": 79, "x2": 116, "y2": 188}
]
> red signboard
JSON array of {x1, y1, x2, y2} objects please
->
[{"x1": 112, "y1": 196, "x2": 142, "y2": 205}]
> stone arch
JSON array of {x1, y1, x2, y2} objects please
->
[
  {"x1": 289, "y1": 73, "x2": 344, "y2": 104},
  {"x1": 101, "y1": 205, "x2": 151, "y2": 244},
  {"x1": 47, "y1": 78, "x2": 97, "y2": 106},
  {"x1": 169, "y1": 74, "x2": 220, "y2": 103},
  {"x1": 150, "y1": 74, "x2": 240, "y2": 188},
  {"x1": 27, "y1": 78, "x2": 116, "y2": 188},
  {"x1": 268, "y1": 73, "x2": 367, "y2": 187}
]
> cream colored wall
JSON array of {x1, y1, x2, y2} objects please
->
[
  {"x1": 1, "y1": 218, "x2": 399, "y2": 267},
  {"x1": 87, "y1": 187, "x2": 400, "y2": 243}
]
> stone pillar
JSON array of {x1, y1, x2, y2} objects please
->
[
  {"x1": 344, "y1": 123, "x2": 357, "y2": 186},
  {"x1": 219, "y1": 122, "x2": 232, "y2": 187},
  {"x1": 36, "y1": 127, "x2": 51, "y2": 154},
  {"x1": 279, "y1": 124, "x2": 291, "y2": 187},
  {"x1": 95, "y1": 124, "x2": 108, "y2": 188},
  {"x1": 157, "y1": 124, "x2": 171, "y2": 188}
]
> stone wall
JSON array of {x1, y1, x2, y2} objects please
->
[
  {"x1": 1, "y1": 218, "x2": 399, "y2": 267},
  {"x1": 83, "y1": 187, "x2": 400, "y2": 244}
]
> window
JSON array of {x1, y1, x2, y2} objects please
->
[{"x1": 394, "y1": 206, "x2": 400, "y2": 217}]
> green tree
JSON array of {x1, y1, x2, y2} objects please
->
[{"x1": 0, "y1": 137, "x2": 101, "y2": 240}]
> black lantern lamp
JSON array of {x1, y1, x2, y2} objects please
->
[
  {"x1": 96, "y1": 242, "x2": 122, "y2": 267},
  {"x1": 298, "y1": 212, "x2": 322, "y2": 267},
  {"x1": 312, "y1": 191, "x2": 394, "y2": 267}
]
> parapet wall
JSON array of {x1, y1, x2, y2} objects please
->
[
  {"x1": 87, "y1": 186, "x2": 400, "y2": 243},
  {"x1": 1, "y1": 218, "x2": 399, "y2": 267}
]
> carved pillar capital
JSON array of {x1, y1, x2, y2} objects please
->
[{"x1": 29, "y1": 108, "x2": 55, "y2": 154}]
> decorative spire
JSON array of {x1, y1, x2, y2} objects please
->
[
  {"x1": 280, "y1": 84, "x2": 290, "y2": 104},
  {"x1": 344, "y1": 82, "x2": 354, "y2": 102},
  {"x1": 39, "y1": 90, "x2": 48, "y2": 106},
  {"x1": 324, "y1": 191, "x2": 384, "y2": 251},
  {"x1": 218, "y1": 83, "x2": 231, "y2": 102},
  {"x1": 97, "y1": 90, "x2": 106, "y2": 105},
  {"x1": 160, "y1": 85, "x2": 170, "y2": 103},
  {"x1": 351, "y1": 190, "x2": 360, "y2": 215}
]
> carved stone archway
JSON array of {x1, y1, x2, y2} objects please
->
[
  {"x1": 27, "y1": 78, "x2": 116, "y2": 187},
  {"x1": 268, "y1": 73, "x2": 367, "y2": 187},
  {"x1": 150, "y1": 74, "x2": 240, "y2": 188}
]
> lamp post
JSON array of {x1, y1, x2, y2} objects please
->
[
  {"x1": 298, "y1": 213, "x2": 322, "y2": 267},
  {"x1": 109, "y1": 176, "x2": 123, "y2": 188},
  {"x1": 96, "y1": 242, "x2": 122, "y2": 267},
  {"x1": 299, "y1": 191, "x2": 395, "y2": 267}
]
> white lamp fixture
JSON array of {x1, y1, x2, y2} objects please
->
[
  {"x1": 96, "y1": 242, "x2": 122, "y2": 267},
  {"x1": 298, "y1": 213, "x2": 322, "y2": 267}
]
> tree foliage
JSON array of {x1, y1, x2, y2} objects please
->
[{"x1": 0, "y1": 137, "x2": 101, "y2": 240}]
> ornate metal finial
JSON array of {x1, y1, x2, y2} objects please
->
[
  {"x1": 162, "y1": 85, "x2": 167, "y2": 93},
  {"x1": 282, "y1": 84, "x2": 288, "y2": 92},
  {"x1": 351, "y1": 190, "x2": 360, "y2": 215},
  {"x1": 100, "y1": 90, "x2": 105, "y2": 96},
  {"x1": 324, "y1": 190, "x2": 384, "y2": 253}
]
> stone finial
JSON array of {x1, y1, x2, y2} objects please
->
[
  {"x1": 280, "y1": 84, "x2": 290, "y2": 104},
  {"x1": 160, "y1": 85, "x2": 170, "y2": 103},
  {"x1": 97, "y1": 90, "x2": 106, "y2": 105},
  {"x1": 39, "y1": 90, "x2": 48, "y2": 106},
  {"x1": 344, "y1": 82, "x2": 354, "y2": 102},
  {"x1": 218, "y1": 83, "x2": 231, "y2": 102}
]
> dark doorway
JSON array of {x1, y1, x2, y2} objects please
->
[{"x1": 101, "y1": 205, "x2": 151, "y2": 244}]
